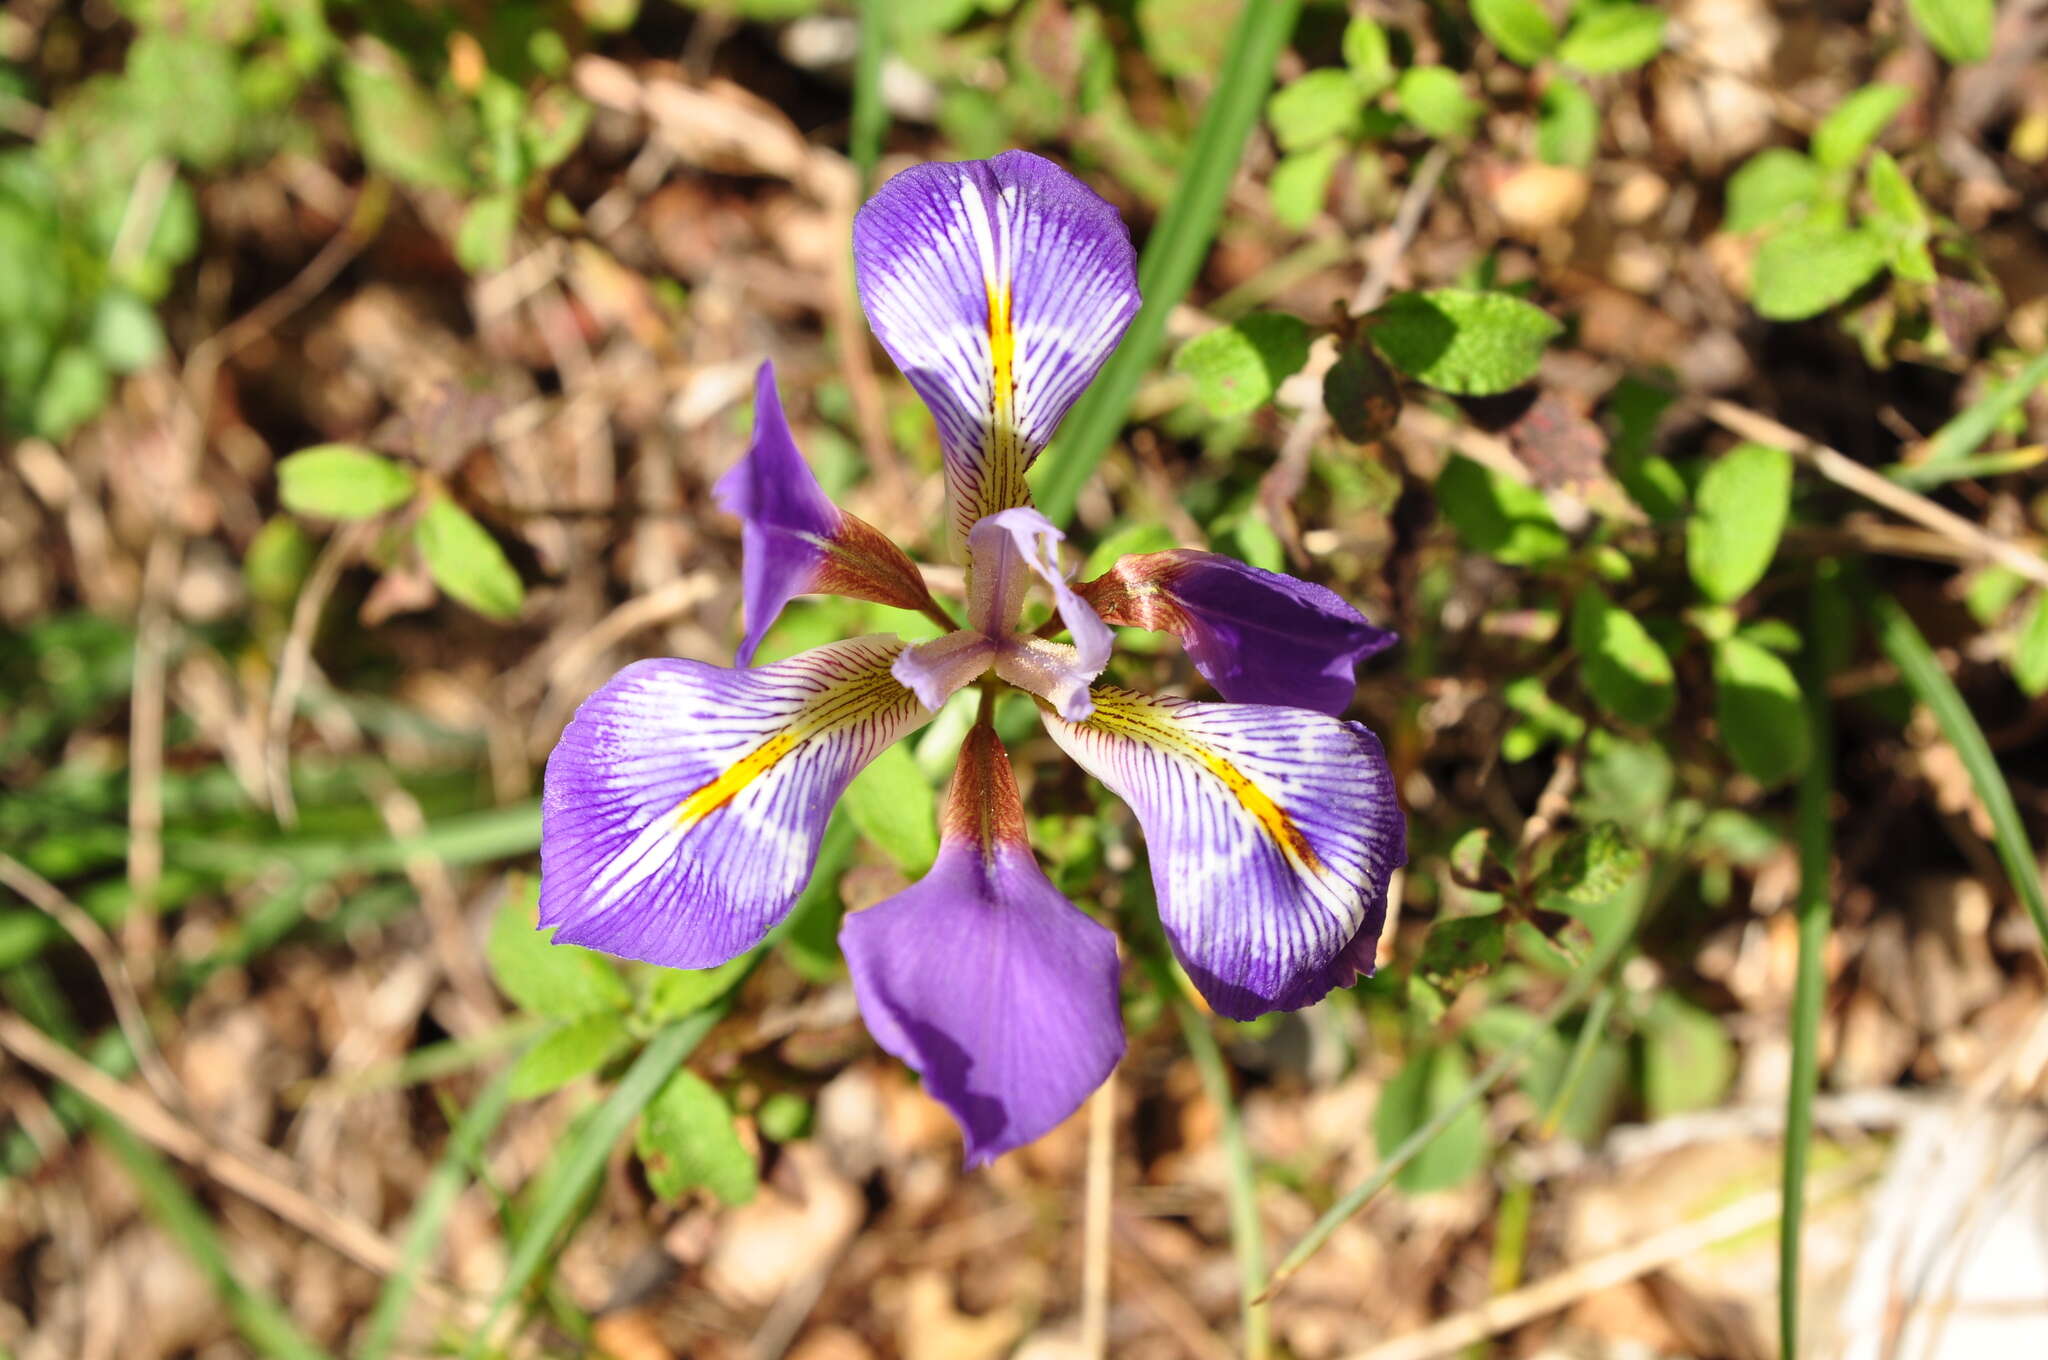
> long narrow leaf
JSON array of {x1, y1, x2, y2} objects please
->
[
  {"x1": 465, "y1": 1010, "x2": 722, "y2": 1354},
  {"x1": 94, "y1": 1121, "x2": 333, "y2": 1360},
  {"x1": 1032, "y1": 0, "x2": 1305, "y2": 524},
  {"x1": 1915, "y1": 348, "x2": 2048, "y2": 470},
  {"x1": 1781, "y1": 569, "x2": 1843, "y2": 1359},
  {"x1": 1174, "y1": 995, "x2": 1270, "y2": 1359},
  {"x1": 359, "y1": 1066, "x2": 515, "y2": 1360},
  {"x1": 850, "y1": 0, "x2": 888, "y2": 196},
  {"x1": 1866, "y1": 591, "x2": 2048, "y2": 953}
]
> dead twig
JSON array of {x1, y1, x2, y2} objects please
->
[
  {"x1": 1341, "y1": 1162, "x2": 1878, "y2": 1360},
  {"x1": 1080, "y1": 1068, "x2": 1117, "y2": 1360},
  {"x1": 0, "y1": 1011, "x2": 444, "y2": 1294},
  {"x1": 0, "y1": 853, "x2": 183, "y2": 1114},
  {"x1": 1701, "y1": 399, "x2": 2048, "y2": 589}
]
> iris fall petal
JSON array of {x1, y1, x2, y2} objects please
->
[
  {"x1": 1041, "y1": 687, "x2": 1405, "y2": 1020},
  {"x1": 541, "y1": 636, "x2": 932, "y2": 969}
]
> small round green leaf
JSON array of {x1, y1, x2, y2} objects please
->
[
  {"x1": 1474, "y1": 0, "x2": 1560, "y2": 64},
  {"x1": 1907, "y1": 0, "x2": 1992, "y2": 64},
  {"x1": 1571, "y1": 585, "x2": 1676, "y2": 727},
  {"x1": 1639, "y1": 994, "x2": 1735, "y2": 1118},
  {"x1": 1437, "y1": 454, "x2": 1568, "y2": 565},
  {"x1": 637, "y1": 1069, "x2": 758, "y2": 1205},
  {"x1": 1369, "y1": 289, "x2": 1561, "y2": 395},
  {"x1": 89, "y1": 291, "x2": 167, "y2": 374},
  {"x1": 840, "y1": 741, "x2": 939, "y2": 875},
  {"x1": 1536, "y1": 78, "x2": 1599, "y2": 168},
  {"x1": 1395, "y1": 66, "x2": 1481, "y2": 140},
  {"x1": 1749, "y1": 225, "x2": 1888, "y2": 320},
  {"x1": 1266, "y1": 69, "x2": 1365, "y2": 152},
  {"x1": 2015, "y1": 592, "x2": 2048, "y2": 697},
  {"x1": 486, "y1": 885, "x2": 632, "y2": 1018},
  {"x1": 1811, "y1": 83, "x2": 1910, "y2": 170},
  {"x1": 277, "y1": 444, "x2": 418, "y2": 520},
  {"x1": 1712, "y1": 635, "x2": 1812, "y2": 786},
  {"x1": 1268, "y1": 143, "x2": 1343, "y2": 229},
  {"x1": 416, "y1": 494, "x2": 526, "y2": 620},
  {"x1": 1342, "y1": 14, "x2": 1395, "y2": 95},
  {"x1": 1372, "y1": 1045, "x2": 1490, "y2": 1194},
  {"x1": 1687, "y1": 441, "x2": 1793, "y2": 602},
  {"x1": 1724, "y1": 148, "x2": 1822, "y2": 233},
  {"x1": 508, "y1": 1013, "x2": 633, "y2": 1100},
  {"x1": 1172, "y1": 313, "x2": 1312, "y2": 418},
  {"x1": 32, "y1": 346, "x2": 111, "y2": 440},
  {"x1": 1557, "y1": 4, "x2": 1667, "y2": 74}
]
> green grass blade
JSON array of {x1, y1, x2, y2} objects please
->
[
  {"x1": 93, "y1": 1121, "x2": 333, "y2": 1360},
  {"x1": 1865, "y1": 590, "x2": 2048, "y2": 955},
  {"x1": 359, "y1": 1066, "x2": 515, "y2": 1360},
  {"x1": 1173, "y1": 997, "x2": 1270, "y2": 1360},
  {"x1": 464, "y1": 1010, "x2": 721, "y2": 1355},
  {"x1": 850, "y1": 0, "x2": 888, "y2": 196},
  {"x1": 1032, "y1": 0, "x2": 1305, "y2": 525},
  {"x1": 1914, "y1": 348, "x2": 2048, "y2": 470},
  {"x1": 1885, "y1": 444, "x2": 2043, "y2": 490},
  {"x1": 1782, "y1": 569, "x2": 1844, "y2": 1360},
  {"x1": 1536, "y1": 984, "x2": 1615, "y2": 1139}
]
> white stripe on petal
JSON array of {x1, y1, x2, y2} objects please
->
[
  {"x1": 1042, "y1": 688, "x2": 1406, "y2": 1019},
  {"x1": 540, "y1": 637, "x2": 933, "y2": 969}
]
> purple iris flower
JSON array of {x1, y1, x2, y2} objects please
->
[{"x1": 540, "y1": 152, "x2": 1406, "y2": 1165}]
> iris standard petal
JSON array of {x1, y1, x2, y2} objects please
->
[
  {"x1": 853, "y1": 152, "x2": 1141, "y2": 548},
  {"x1": 713, "y1": 361, "x2": 940, "y2": 665},
  {"x1": 891, "y1": 629, "x2": 997, "y2": 711},
  {"x1": 1041, "y1": 687, "x2": 1406, "y2": 1020},
  {"x1": 968, "y1": 508, "x2": 1114, "y2": 675},
  {"x1": 1077, "y1": 551, "x2": 1397, "y2": 716},
  {"x1": 540, "y1": 636, "x2": 932, "y2": 969},
  {"x1": 840, "y1": 727, "x2": 1124, "y2": 1165}
]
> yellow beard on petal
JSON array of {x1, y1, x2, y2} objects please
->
[
  {"x1": 1084, "y1": 691, "x2": 1324, "y2": 875},
  {"x1": 673, "y1": 664, "x2": 910, "y2": 830}
]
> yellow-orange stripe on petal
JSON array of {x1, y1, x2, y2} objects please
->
[
  {"x1": 540, "y1": 637, "x2": 934, "y2": 971},
  {"x1": 854, "y1": 152, "x2": 1140, "y2": 551},
  {"x1": 1040, "y1": 687, "x2": 1405, "y2": 1020}
]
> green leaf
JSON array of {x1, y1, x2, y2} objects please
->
[
  {"x1": 1437, "y1": 454, "x2": 1568, "y2": 565},
  {"x1": 1372, "y1": 1046, "x2": 1489, "y2": 1193},
  {"x1": 1268, "y1": 143, "x2": 1343, "y2": 229},
  {"x1": 1906, "y1": 0, "x2": 1992, "y2": 65},
  {"x1": 1474, "y1": 0, "x2": 1559, "y2": 64},
  {"x1": 1342, "y1": 14, "x2": 1395, "y2": 96},
  {"x1": 2013, "y1": 592, "x2": 2048, "y2": 697},
  {"x1": 1724, "y1": 148, "x2": 1823, "y2": 233},
  {"x1": 89, "y1": 291, "x2": 166, "y2": 373},
  {"x1": 1536, "y1": 78, "x2": 1599, "y2": 168},
  {"x1": 1370, "y1": 288, "x2": 1560, "y2": 396},
  {"x1": 1395, "y1": 66, "x2": 1481, "y2": 140},
  {"x1": 1267, "y1": 69, "x2": 1364, "y2": 152},
  {"x1": 1750, "y1": 225, "x2": 1887, "y2": 320},
  {"x1": 466, "y1": 1016, "x2": 716, "y2": 1354},
  {"x1": 454, "y1": 192, "x2": 519, "y2": 274},
  {"x1": 1557, "y1": 4, "x2": 1666, "y2": 74},
  {"x1": 1811, "y1": 83, "x2": 1910, "y2": 170},
  {"x1": 1687, "y1": 441, "x2": 1793, "y2": 602},
  {"x1": 637, "y1": 1069, "x2": 757, "y2": 1204},
  {"x1": 1640, "y1": 994, "x2": 1735, "y2": 1118},
  {"x1": 127, "y1": 31, "x2": 239, "y2": 170},
  {"x1": 508, "y1": 1012, "x2": 633, "y2": 1099},
  {"x1": 243, "y1": 516, "x2": 317, "y2": 606},
  {"x1": 1713, "y1": 635, "x2": 1812, "y2": 786},
  {"x1": 486, "y1": 887, "x2": 632, "y2": 1019},
  {"x1": 276, "y1": 445, "x2": 417, "y2": 520},
  {"x1": 33, "y1": 346, "x2": 110, "y2": 440},
  {"x1": 340, "y1": 56, "x2": 471, "y2": 191},
  {"x1": 839, "y1": 740, "x2": 939, "y2": 874},
  {"x1": 641, "y1": 956, "x2": 751, "y2": 1022},
  {"x1": 1920, "y1": 350, "x2": 2048, "y2": 471},
  {"x1": 416, "y1": 495, "x2": 525, "y2": 620},
  {"x1": 1571, "y1": 585, "x2": 1675, "y2": 727},
  {"x1": 1173, "y1": 313, "x2": 1313, "y2": 418},
  {"x1": 1417, "y1": 915, "x2": 1505, "y2": 989},
  {"x1": 1865, "y1": 151, "x2": 1935, "y2": 283},
  {"x1": 1539, "y1": 823, "x2": 1643, "y2": 906},
  {"x1": 1322, "y1": 342, "x2": 1404, "y2": 443}
]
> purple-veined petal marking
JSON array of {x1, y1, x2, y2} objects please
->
[
  {"x1": 540, "y1": 636, "x2": 932, "y2": 970},
  {"x1": 841, "y1": 726, "x2": 1124, "y2": 1164},
  {"x1": 1041, "y1": 688, "x2": 1406, "y2": 1020},
  {"x1": 713, "y1": 361, "x2": 940, "y2": 665},
  {"x1": 1077, "y1": 550, "x2": 1397, "y2": 716},
  {"x1": 854, "y1": 152, "x2": 1141, "y2": 548}
]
